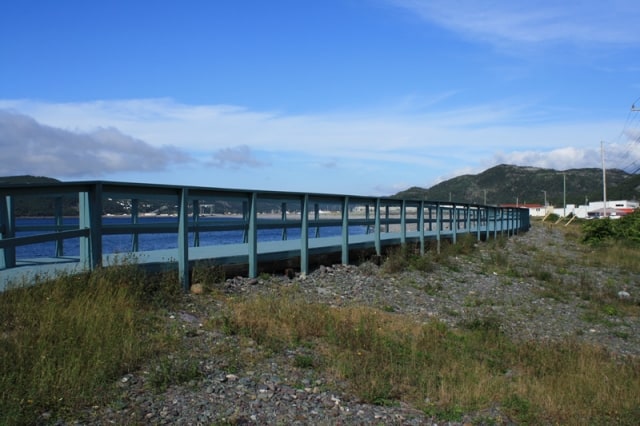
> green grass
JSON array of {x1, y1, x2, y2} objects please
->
[
  {"x1": 3, "y1": 222, "x2": 640, "y2": 425},
  {"x1": 219, "y1": 290, "x2": 640, "y2": 425},
  {"x1": 0, "y1": 264, "x2": 182, "y2": 425}
]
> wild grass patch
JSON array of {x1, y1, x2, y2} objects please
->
[
  {"x1": 220, "y1": 291, "x2": 640, "y2": 424},
  {"x1": 0, "y1": 265, "x2": 181, "y2": 425}
]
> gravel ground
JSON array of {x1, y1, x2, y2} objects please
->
[{"x1": 68, "y1": 222, "x2": 639, "y2": 425}]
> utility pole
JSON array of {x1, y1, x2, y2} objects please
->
[
  {"x1": 541, "y1": 190, "x2": 547, "y2": 208},
  {"x1": 483, "y1": 189, "x2": 487, "y2": 205}
]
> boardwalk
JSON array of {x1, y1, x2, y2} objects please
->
[{"x1": 1, "y1": 181, "x2": 530, "y2": 291}]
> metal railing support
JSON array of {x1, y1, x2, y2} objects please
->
[
  {"x1": 247, "y1": 192, "x2": 258, "y2": 278},
  {"x1": 300, "y1": 194, "x2": 309, "y2": 275},
  {"x1": 79, "y1": 184, "x2": 103, "y2": 270},
  {"x1": 419, "y1": 201, "x2": 425, "y2": 255},
  {"x1": 178, "y1": 188, "x2": 190, "y2": 291},
  {"x1": 130, "y1": 198, "x2": 139, "y2": 252},
  {"x1": 374, "y1": 198, "x2": 381, "y2": 255},
  {"x1": 400, "y1": 199, "x2": 407, "y2": 244},
  {"x1": 55, "y1": 197, "x2": 64, "y2": 257},
  {"x1": 436, "y1": 202, "x2": 441, "y2": 254},
  {"x1": 0, "y1": 196, "x2": 15, "y2": 269},
  {"x1": 341, "y1": 196, "x2": 349, "y2": 265}
]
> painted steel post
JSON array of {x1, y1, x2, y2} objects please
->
[
  {"x1": 485, "y1": 207, "x2": 490, "y2": 241},
  {"x1": 374, "y1": 198, "x2": 381, "y2": 256},
  {"x1": 385, "y1": 205, "x2": 390, "y2": 232},
  {"x1": 300, "y1": 194, "x2": 309, "y2": 275},
  {"x1": 452, "y1": 204, "x2": 457, "y2": 245},
  {"x1": 178, "y1": 188, "x2": 190, "y2": 292},
  {"x1": 0, "y1": 195, "x2": 15, "y2": 269},
  {"x1": 247, "y1": 192, "x2": 258, "y2": 278},
  {"x1": 79, "y1": 184, "x2": 103, "y2": 271},
  {"x1": 281, "y1": 202, "x2": 287, "y2": 240},
  {"x1": 242, "y1": 201, "x2": 248, "y2": 243},
  {"x1": 193, "y1": 199, "x2": 200, "y2": 247},
  {"x1": 314, "y1": 203, "x2": 320, "y2": 238},
  {"x1": 436, "y1": 202, "x2": 442, "y2": 254},
  {"x1": 341, "y1": 196, "x2": 349, "y2": 265},
  {"x1": 400, "y1": 199, "x2": 407, "y2": 245},
  {"x1": 55, "y1": 197, "x2": 64, "y2": 257},
  {"x1": 419, "y1": 201, "x2": 425, "y2": 256},
  {"x1": 130, "y1": 198, "x2": 139, "y2": 252}
]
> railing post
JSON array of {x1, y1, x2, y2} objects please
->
[
  {"x1": 193, "y1": 199, "x2": 200, "y2": 247},
  {"x1": 0, "y1": 195, "x2": 15, "y2": 269},
  {"x1": 419, "y1": 201, "x2": 425, "y2": 256},
  {"x1": 55, "y1": 197, "x2": 64, "y2": 257},
  {"x1": 79, "y1": 184, "x2": 102, "y2": 271},
  {"x1": 314, "y1": 203, "x2": 320, "y2": 237},
  {"x1": 300, "y1": 195, "x2": 309, "y2": 275},
  {"x1": 484, "y1": 207, "x2": 490, "y2": 241},
  {"x1": 178, "y1": 188, "x2": 190, "y2": 291},
  {"x1": 341, "y1": 196, "x2": 349, "y2": 265},
  {"x1": 281, "y1": 202, "x2": 287, "y2": 240},
  {"x1": 436, "y1": 202, "x2": 441, "y2": 254},
  {"x1": 385, "y1": 205, "x2": 390, "y2": 232},
  {"x1": 248, "y1": 192, "x2": 258, "y2": 278},
  {"x1": 130, "y1": 198, "x2": 139, "y2": 252},
  {"x1": 242, "y1": 201, "x2": 249, "y2": 243},
  {"x1": 451, "y1": 204, "x2": 457, "y2": 244},
  {"x1": 374, "y1": 198, "x2": 381, "y2": 256},
  {"x1": 400, "y1": 200, "x2": 407, "y2": 245}
]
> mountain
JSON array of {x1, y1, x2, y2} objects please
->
[
  {"x1": 0, "y1": 175, "x2": 61, "y2": 185},
  {"x1": 394, "y1": 164, "x2": 638, "y2": 206}
]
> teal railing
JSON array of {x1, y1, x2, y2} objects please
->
[{"x1": 0, "y1": 181, "x2": 530, "y2": 290}]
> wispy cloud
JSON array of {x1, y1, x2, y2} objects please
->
[
  {"x1": 0, "y1": 98, "x2": 637, "y2": 193},
  {"x1": 207, "y1": 145, "x2": 267, "y2": 169},
  {"x1": 390, "y1": 0, "x2": 640, "y2": 47},
  {"x1": 0, "y1": 110, "x2": 191, "y2": 177}
]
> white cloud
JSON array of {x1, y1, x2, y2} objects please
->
[
  {"x1": 207, "y1": 145, "x2": 267, "y2": 169},
  {"x1": 0, "y1": 109, "x2": 191, "y2": 178},
  {"x1": 390, "y1": 0, "x2": 640, "y2": 46},
  {"x1": 0, "y1": 98, "x2": 638, "y2": 194}
]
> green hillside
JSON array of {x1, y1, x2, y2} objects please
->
[{"x1": 394, "y1": 164, "x2": 638, "y2": 206}]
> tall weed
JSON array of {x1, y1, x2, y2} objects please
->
[{"x1": 0, "y1": 265, "x2": 179, "y2": 424}]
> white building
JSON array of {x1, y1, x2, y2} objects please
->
[{"x1": 552, "y1": 200, "x2": 638, "y2": 219}]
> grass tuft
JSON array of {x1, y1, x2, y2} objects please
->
[{"x1": 0, "y1": 265, "x2": 180, "y2": 424}]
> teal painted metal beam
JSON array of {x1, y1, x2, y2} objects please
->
[
  {"x1": 419, "y1": 201, "x2": 425, "y2": 256},
  {"x1": 178, "y1": 188, "x2": 190, "y2": 291},
  {"x1": 300, "y1": 194, "x2": 309, "y2": 275},
  {"x1": 130, "y1": 198, "x2": 139, "y2": 252},
  {"x1": 79, "y1": 185, "x2": 103, "y2": 270},
  {"x1": 55, "y1": 197, "x2": 64, "y2": 257},
  {"x1": 341, "y1": 196, "x2": 349, "y2": 265},
  {"x1": 248, "y1": 192, "x2": 258, "y2": 278},
  {"x1": 436, "y1": 202, "x2": 441, "y2": 253},
  {"x1": 400, "y1": 199, "x2": 407, "y2": 245},
  {"x1": 0, "y1": 196, "x2": 15, "y2": 269},
  {"x1": 374, "y1": 198, "x2": 381, "y2": 255}
]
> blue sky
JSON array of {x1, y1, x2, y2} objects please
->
[{"x1": 1, "y1": 0, "x2": 639, "y2": 196}]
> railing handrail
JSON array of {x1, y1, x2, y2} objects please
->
[{"x1": 1, "y1": 180, "x2": 531, "y2": 290}]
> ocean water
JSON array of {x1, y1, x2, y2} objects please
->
[{"x1": 12, "y1": 216, "x2": 367, "y2": 258}]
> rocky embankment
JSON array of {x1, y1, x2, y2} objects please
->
[{"x1": 74, "y1": 222, "x2": 639, "y2": 425}]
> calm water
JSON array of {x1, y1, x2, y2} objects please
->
[{"x1": 13, "y1": 216, "x2": 367, "y2": 258}]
